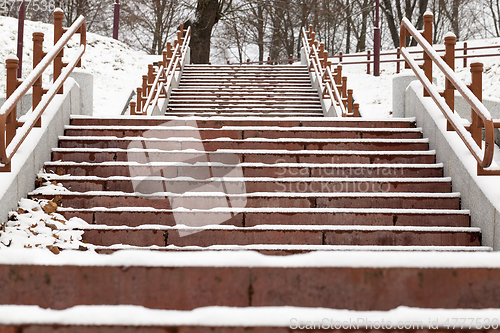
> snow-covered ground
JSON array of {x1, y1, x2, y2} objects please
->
[
  {"x1": 343, "y1": 37, "x2": 500, "y2": 118},
  {"x1": 0, "y1": 16, "x2": 156, "y2": 116}
]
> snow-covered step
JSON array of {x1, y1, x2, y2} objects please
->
[
  {"x1": 45, "y1": 175, "x2": 454, "y2": 193},
  {"x1": 58, "y1": 136, "x2": 429, "y2": 151},
  {"x1": 78, "y1": 224, "x2": 480, "y2": 248},
  {"x1": 165, "y1": 111, "x2": 324, "y2": 117},
  {"x1": 43, "y1": 161, "x2": 446, "y2": 179},
  {"x1": 51, "y1": 148, "x2": 437, "y2": 164},
  {"x1": 2, "y1": 250, "x2": 500, "y2": 311},
  {"x1": 62, "y1": 125, "x2": 424, "y2": 140},
  {"x1": 30, "y1": 191, "x2": 461, "y2": 210},
  {"x1": 94, "y1": 244, "x2": 493, "y2": 254},
  {"x1": 56, "y1": 206, "x2": 470, "y2": 228}
]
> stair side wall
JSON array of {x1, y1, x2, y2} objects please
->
[
  {"x1": 405, "y1": 81, "x2": 500, "y2": 249},
  {"x1": 0, "y1": 79, "x2": 84, "y2": 223}
]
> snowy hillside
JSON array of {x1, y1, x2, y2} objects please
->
[
  {"x1": 0, "y1": 16, "x2": 156, "y2": 116},
  {"x1": 343, "y1": 38, "x2": 500, "y2": 118}
]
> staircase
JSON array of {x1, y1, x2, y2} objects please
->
[{"x1": 1, "y1": 64, "x2": 497, "y2": 331}]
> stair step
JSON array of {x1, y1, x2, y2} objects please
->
[
  {"x1": 80, "y1": 225, "x2": 480, "y2": 247},
  {"x1": 2, "y1": 251, "x2": 499, "y2": 310},
  {"x1": 51, "y1": 148, "x2": 436, "y2": 164},
  {"x1": 63, "y1": 125, "x2": 423, "y2": 140},
  {"x1": 164, "y1": 112, "x2": 325, "y2": 117},
  {"x1": 58, "y1": 137, "x2": 428, "y2": 151},
  {"x1": 45, "y1": 175, "x2": 453, "y2": 193},
  {"x1": 44, "y1": 162, "x2": 445, "y2": 179},
  {"x1": 30, "y1": 192, "x2": 461, "y2": 210},
  {"x1": 58, "y1": 207, "x2": 470, "y2": 228}
]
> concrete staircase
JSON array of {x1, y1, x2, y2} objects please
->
[{"x1": 1, "y1": 64, "x2": 497, "y2": 331}]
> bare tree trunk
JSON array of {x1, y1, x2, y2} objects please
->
[{"x1": 190, "y1": 0, "x2": 220, "y2": 64}]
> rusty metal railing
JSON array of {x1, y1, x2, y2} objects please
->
[
  {"x1": 302, "y1": 25, "x2": 359, "y2": 117},
  {"x1": 401, "y1": 12, "x2": 499, "y2": 175},
  {"x1": 130, "y1": 25, "x2": 191, "y2": 116},
  {"x1": 0, "y1": 9, "x2": 86, "y2": 172}
]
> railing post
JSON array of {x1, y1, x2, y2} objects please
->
[
  {"x1": 463, "y1": 42, "x2": 468, "y2": 68},
  {"x1": 353, "y1": 103, "x2": 360, "y2": 117},
  {"x1": 396, "y1": 47, "x2": 401, "y2": 73},
  {"x1": 341, "y1": 76, "x2": 348, "y2": 109},
  {"x1": 166, "y1": 42, "x2": 173, "y2": 60},
  {"x1": 400, "y1": 27, "x2": 410, "y2": 69},
  {"x1": 347, "y1": 89, "x2": 354, "y2": 115},
  {"x1": 289, "y1": 54, "x2": 293, "y2": 65},
  {"x1": 6, "y1": 57, "x2": 19, "y2": 148},
  {"x1": 310, "y1": 32, "x2": 315, "y2": 47},
  {"x1": 323, "y1": 51, "x2": 329, "y2": 69},
  {"x1": 129, "y1": 101, "x2": 137, "y2": 115},
  {"x1": 53, "y1": 9, "x2": 64, "y2": 94},
  {"x1": 136, "y1": 87, "x2": 143, "y2": 114},
  {"x1": 335, "y1": 65, "x2": 342, "y2": 86},
  {"x1": 444, "y1": 32, "x2": 456, "y2": 131},
  {"x1": 32, "y1": 32, "x2": 45, "y2": 127},
  {"x1": 422, "y1": 12, "x2": 433, "y2": 97},
  {"x1": 367, "y1": 50, "x2": 371, "y2": 75},
  {"x1": 267, "y1": 57, "x2": 271, "y2": 65},
  {"x1": 470, "y1": 62, "x2": 483, "y2": 147},
  {"x1": 162, "y1": 50, "x2": 168, "y2": 68},
  {"x1": 339, "y1": 51, "x2": 343, "y2": 63},
  {"x1": 147, "y1": 64, "x2": 154, "y2": 93}
]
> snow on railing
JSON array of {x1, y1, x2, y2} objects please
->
[
  {"x1": 302, "y1": 25, "x2": 359, "y2": 118},
  {"x1": 400, "y1": 12, "x2": 499, "y2": 175},
  {"x1": 130, "y1": 25, "x2": 191, "y2": 116},
  {"x1": 0, "y1": 9, "x2": 86, "y2": 172}
]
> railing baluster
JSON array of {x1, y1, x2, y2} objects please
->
[
  {"x1": 422, "y1": 12, "x2": 433, "y2": 97},
  {"x1": 367, "y1": 50, "x2": 371, "y2": 75},
  {"x1": 53, "y1": 9, "x2": 64, "y2": 94},
  {"x1": 6, "y1": 58, "x2": 19, "y2": 149},
  {"x1": 463, "y1": 42, "x2": 468, "y2": 68},
  {"x1": 470, "y1": 62, "x2": 483, "y2": 147},
  {"x1": 32, "y1": 32, "x2": 45, "y2": 128}
]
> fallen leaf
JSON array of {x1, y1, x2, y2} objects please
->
[
  {"x1": 46, "y1": 223, "x2": 58, "y2": 231},
  {"x1": 47, "y1": 245, "x2": 60, "y2": 254},
  {"x1": 18, "y1": 208, "x2": 28, "y2": 214},
  {"x1": 42, "y1": 201, "x2": 58, "y2": 214},
  {"x1": 78, "y1": 245, "x2": 88, "y2": 251}
]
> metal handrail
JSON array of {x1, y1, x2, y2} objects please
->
[
  {"x1": 0, "y1": 11, "x2": 86, "y2": 171},
  {"x1": 138, "y1": 26, "x2": 191, "y2": 116},
  {"x1": 301, "y1": 27, "x2": 350, "y2": 117},
  {"x1": 400, "y1": 15, "x2": 495, "y2": 169}
]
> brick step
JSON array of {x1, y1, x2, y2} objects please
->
[
  {"x1": 3, "y1": 251, "x2": 499, "y2": 310},
  {"x1": 48, "y1": 176, "x2": 453, "y2": 193},
  {"x1": 58, "y1": 137, "x2": 428, "y2": 151},
  {"x1": 176, "y1": 82, "x2": 313, "y2": 87},
  {"x1": 51, "y1": 148, "x2": 436, "y2": 164},
  {"x1": 63, "y1": 126, "x2": 423, "y2": 140},
  {"x1": 30, "y1": 192, "x2": 461, "y2": 210},
  {"x1": 80, "y1": 225, "x2": 480, "y2": 248},
  {"x1": 179, "y1": 77, "x2": 312, "y2": 81},
  {"x1": 44, "y1": 162, "x2": 444, "y2": 178},
  {"x1": 183, "y1": 65, "x2": 309, "y2": 70},
  {"x1": 181, "y1": 72, "x2": 311, "y2": 76},
  {"x1": 170, "y1": 90, "x2": 319, "y2": 96},
  {"x1": 167, "y1": 104, "x2": 323, "y2": 109},
  {"x1": 164, "y1": 112, "x2": 325, "y2": 117},
  {"x1": 68, "y1": 116, "x2": 417, "y2": 129},
  {"x1": 168, "y1": 96, "x2": 321, "y2": 102},
  {"x1": 58, "y1": 207, "x2": 470, "y2": 228},
  {"x1": 93, "y1": 243, "x2": 492, "y2": 255},
  {"x1": 165, "y1": 109, "x2": 325, "y2": 115},
  {"x1": 171, "y1": 88, "x2": 318, "y2": 93}
]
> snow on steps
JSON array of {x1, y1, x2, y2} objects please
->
[
  {"x1": 2, "y1": 250, "x2": 500, "y2": 313},
  {"x1": 2, "y1": 64, "x2": 496, "y2": 324}
]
